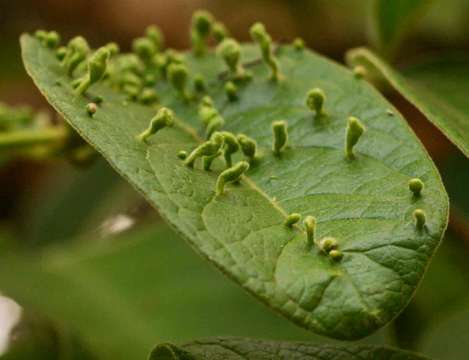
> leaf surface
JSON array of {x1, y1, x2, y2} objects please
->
[
  {"x1": 21, "y1": 34, "x2": 448, "y2": 339},
  {"x1": 347, "y1": 48, "x2": 469, "y2": 158},
  {"x1": 150, "y1": 337, "x2": 429, "y2": 360}
]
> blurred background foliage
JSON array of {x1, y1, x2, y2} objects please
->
[{"x1": 0, "y1": 0, "x2": 468, "y2": 359}]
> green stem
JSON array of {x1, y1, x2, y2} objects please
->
[{"x1": 0, "y1": 127, "x2": 68, "y2": 150}]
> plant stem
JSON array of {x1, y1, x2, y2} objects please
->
[{"x1": 0, "y1": 127, "x2": 68, "y2": 150}]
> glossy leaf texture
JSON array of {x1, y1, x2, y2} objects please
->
[
  {"x1": 149, "y1": 337, "x2": 429, "y2": 360},
  {"x1": 21, "y1": 34, "x2": 448, "y2": 339},
  {"x1": 347, "y1": 48, "x2": 469, "y2": 158},
  {"x1": 369, "y1": 0, "x2": 432, "y2": 58}
]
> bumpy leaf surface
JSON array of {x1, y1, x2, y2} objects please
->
[
  {"x1": 347, "y1": 48, "x2": 469, "y2": 158},
  {"x1": 150, "y1": 337, "x2": 429, "y2": 360},
  {"x1": 21, "y1": 34, "x2": 448, "y2": 339}
]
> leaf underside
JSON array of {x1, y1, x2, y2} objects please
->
[
  {"x1": 21, "y1": 34, "x2": 448, "y2": 339},
  {"x1": 150, "y1": 337, "x2": 429, "y2": 360},
  {"x1": 347, "y1": 47, "x2": 469, "y2": 158}
]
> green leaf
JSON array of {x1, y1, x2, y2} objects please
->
[
  {"x1": 21, "y1": 33, "x2": 448, "y2": 340},
  {"x1": 418, "y1": 303, "x2": 469, "y2": 360},
  {"x1": 0, "y1": 224, "x2": 322, "y2": 359},
  {"x1": 369, "y1": 0, "x2": 433, "y2": 58},
  {"x1": 149, "y1": 337, "x2": 429, "y2": 360},
  {"x1": 347, "y1": 48, "x2": 469, "y2": 158}
]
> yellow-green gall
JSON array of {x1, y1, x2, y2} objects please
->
[
  {"x1": 46, "y1": 31, "x2": 60, "y2": 48},
  {"x1": 198, "y1": 96, "x2": 217, "y2": 125},
  {"x1": 193, "y1": 74, "x2": 207, "y2": 93},
  {"x1": 191, "y1": 10, "x2": 214, "y2": 56},
  {"x1": 116, "y1": 54, "x2": 142, "y2": 74},
  {"x1": 249, "y1": 22, "x2": 280, "y2": 81},
  {"x1": 137, "y1": 107, "x2": 174, "y2": 143},
  {"x1": 177, "y1": 151, "x2": 188, "y2": 160},
  {"x1": 34, "y1": 30, "x2": 47, "y2": 42},
  {"x1": 56, "y1": 46, "x2": 67, "y2": 61},
  {"x1": 217, "y1": 38, "x2": 246, "y2": 79},
  {"x1": 353, "y1": 65, "x2": 367, "y2": 79},
  {"x1": 75, "y1": 47, "x2": 110, "y2": 95},
  {"x1": 318, "y1": 237, "x2": 338, "y2": 253},
  {"x1": 237, "y1": 134, "x2": 257, "y2": 161},
  {"x1": 213, "y1": 21, "x2": 229, "y2": 43},
  {"x1": 205, "y1": 115, "x2": 225, "y2": 139},
  {"x1": 138, "y1": 88, "x2": 159, "y2": 105},
  {"x1": 146, "y1": 25, "x2": 164, "y2": 51},
  {"x1": 293, "y1": 37, "x2": 305, "y2": 51},
  {"x1": 306, "y1": 88, "x2": 326, "y2": 117},
  {"x1": 185, "y1": 132, "x2": 224, "y2": 168},
  {"x1": 250, "y1": 22, "x2": 271, "y2": 45},
  {"x1": 122, "y1": 84, "x2": 140, "y2": 100},
  {"x1": 225, "y1": 81, "x2": 238, "y2": 101},
  {"x1": 63, "y1": 36, "x2": 90, "y2": 76},
  {"x1": 144, "y1": 74, "x2": 157, "y2": 87},
  {"x1": 221, "y1": 131, "x2": 240, "y2": 167},
  {"x1": 36, "y1": 30, "x2": 60, "y2": 48},
  {"x1": 105, "y1": 42, "x2": 120, "y2": 56},
  {"x1": 93, "y1": 95, "x2": 103, "y2": 104},
  {"x1": 192, "y1": 10, "x2": 213, "y2": 37},
  {"x1": 345, "y1": 116, "x2": 366, "y2": 159},
  {"x1": 409, "y1": 178, "x2": 424, "y2": 197},
  {"x1": 413, "y1": 209, "x2": 426, "y2": 230},
  {"x1": 86, "y1": 102, "x2": 97, "y2": 116},
  {"x1": 285, "y1": 213, "x2": 301, "y2": 227},
  {"x1": 88, "y1": 48, "x2": 110, "y2": 82},
  {"x1": 272, "y1": 120, "x2": 288, "y2": 156},
  {"x1": 329, "y1": 249, "x2": 343, "y2": 261},
  {"x1": 203, "y1": 149, "x2": 223, "y2": 171},
  {"x1": 120, "y1": 72, "x2": 143, "y2": 88},
  {"x1": 215, "y1": 161, "x2": 250, "y2": 196},
  {"x1": 303, "y1": 215, "x2": 316, "y2": 248},
  {"x1": 133, "y1": 37, "x2": 156, "y2": 61},
  {"x1": 168, "y1": 63, "x2": 189, "y2": 99}
]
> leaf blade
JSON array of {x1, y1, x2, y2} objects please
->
[
  {"x1": 149, "y1": 337, "x2": 430, "y2": 360},
  {"x1": 21, "y1": 34, "x2": 448, "y2": 340}
]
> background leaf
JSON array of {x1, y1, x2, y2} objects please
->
[
  {"x1": 347, "y1": 48, "x2": 469, "y2": 158},
  {"x1": 149, "y1": 337, "x2": 429, "y2": 360},
  {"x1": 24, "y1": 159, "x2": 126, "y2": 246},
  {"x1": 0, "y1": 224, "x2": 327, "y2": 359},
  {"x1": 21, "y1": 34, "x2": 448, "y2": 340},
  {"x1": 418, "y1": 304, "x2": 469, "y2": 360},
  {"x1": 369, "y1": 0, "x2": 433, "y2": 59}
]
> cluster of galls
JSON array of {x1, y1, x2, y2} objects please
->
[{"x1": 34, "y1": 9, "x2": 428, "y2": 262}]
